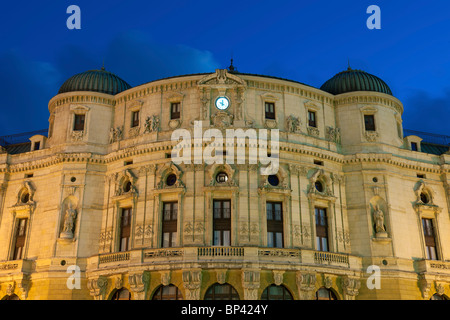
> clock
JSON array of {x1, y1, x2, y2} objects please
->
[{"x1": 215, "y1": 96, "x2": 230, "y2": 110}]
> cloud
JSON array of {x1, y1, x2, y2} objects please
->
[
  {"x1": 0, "y1": 32, "x2": 220, "y2": 136},
  {"x1": 103, "y1": 30, "x2": 220, "y2": 86},
  {"x1": 0, "y1": 50, "x2": 60, "y2": 135},
  {"x1": 402, "y1": 89, "x2": 450, "y2": 136}
]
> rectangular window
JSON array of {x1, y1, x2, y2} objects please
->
[
  {"x1": 119, "y1": 207, "x2": 132, "y2": 252},
  {"x1": 266, "y1": 202, "x2": 283, "y2": 248},
  {"x1": 162, "y1": 202, "x2": 178, "y2": 248},
  {"x1": 73, "y1": 114, "x2": 85, "y2": 131},
  {"x1": 364, "y1": 114, "x2": 376, "y2": 131},
  {"x1": 265, "y1": 102, "x2": 275, "y2": 120},
  {"x1": 13, "y1": 218, "x2": 28, "y2": 260},
  {"x1": 171, "y1": 102, "x2": 181, "y2": 120},
  {"x1": 315, "y1": 207, "x2": 329, "y2": 252},
  {"x1": 213, "y1": 200, "x2": 231, "y2": 246},
  {"x1": 422, "y1": 218, "x2": 438, "y2": 260},
  {"x1": 411, "y1": 142, "x2": 418, "y2": 151},
  {"x1": 131, "y1": 111, "x2": 140, "y2": 127},
  {"x1": 308, "y1": 111, "x2": 317, "y2": 127},
  {"x1": 33, "y1": 142, "x2": 40, "y2": 151}
]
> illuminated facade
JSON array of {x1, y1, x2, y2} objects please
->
[{"x1": 0, "y1": 65, "x2": 449, "y2": 300}]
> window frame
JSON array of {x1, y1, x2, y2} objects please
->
[
  {"x1": 13, "y1": 218, "x2": 28, "y2": 260},
  {"x1": 119, "y1": 207, "x2": 132, "y2": 252},
  {"x1": 266, "y1": 201, "x2": 284, "y2": 248},
  {"x1": 204, "y1": 283, "x2": 240, "y2": 300},
  {"x1": 422, "y1": 218, "x2": 438, "y2": 260},
  {"x1": 308, "y1": 110, "x2": 317, "y2": 128},
  {"x1": 152, "y1": 284, "x2": 183, "y2": 300},
  {"x1": 264, "y1": 102, "x2": 276, "y2": 120},
  {"x1": 315, "y1": 207, "x2": 329, "y2": 252},
  {"x1": 131, "y1": 110, "x2": 140, "y2": 128},
  {"x1": 73, "y1": 114, "x2": 86, "y2": 131},
  {"x1": 213, "y1": 199, "x2": 231, "y2": 246},
  {"x1": 170, "y1": 102, "x2": 181, "y2": 120},
  {"x1": 162, "y1": 202, "x2": 178, "y2": 248},
  {"x1": 364, "y1": 114, "x2": 376, "y2": 131}
]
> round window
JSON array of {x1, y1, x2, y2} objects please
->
[
  {"x1": 216, "y1": 172, "x2": 228, "y2": 183},
  {"x1": 21, "y1": 192, "x2": 30, "y2": 204},
  {"x1": 123, "y1": 180, "x2": 132, "y2": 193},
  {"x1": 420, "y1": 192, "x2": 429, "y2": 204},
  {"x1": 268, "y1": 175, "x2": 279, "y2": 187},
  {"x1": 166, "y1": 174, "x2": 177, "y2": 186},
  {"x1": 315, "y1": 181, "x2": 324, "y2": 193}
]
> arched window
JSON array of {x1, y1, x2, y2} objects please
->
[
  {"x1": 111, "y1": 288, "x2": 131, "y2": 300},
  {"x1": 204, "y1": 283, "x2": 239, "y2": 300},
  {"x1": 2, "y1": 294, "x2": 19, "y2": 300},
  {"x1": 430, "y1": 294, "x2": 448, "y2": 300},
  {"x1": 315, "y1": 287, "x2": 337, "y2": 300},
  {"x1": 261, "y1": 285, "x2": 293, "y2": 300},
  {"x1": 152, "y1": 285, "x2": 183, "y2": 300}
]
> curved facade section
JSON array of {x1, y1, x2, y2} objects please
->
[{"x1": 0, "y1": 69, "x2": 449, "y2": 301}]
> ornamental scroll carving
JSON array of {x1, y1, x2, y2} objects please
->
[{"x1": 242, "y1": 270, "x2": 260, "y2": 300}]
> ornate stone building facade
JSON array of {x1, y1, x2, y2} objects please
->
[{"x1": 0, "y1": 65, "x2": 449, "y2": 300}]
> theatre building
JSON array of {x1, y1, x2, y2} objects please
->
[{"x1": 0, "y1": 63, "x2": 449, "y2": 300}]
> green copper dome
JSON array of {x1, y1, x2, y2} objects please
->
[
  {"x1": 58, "y1": 67, "x2": 132, "y2": 95},
  {"x1": 320, "y1": 67, "x2": 392, "y2": 96}
]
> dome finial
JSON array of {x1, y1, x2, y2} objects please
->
[
  {"x1": 101, "y1": 59, "x2": 105, "y2": 71},
  {"x1": 228, "y1": 52, "x2": 238, "y2": 73},
  {"x1": 347, "y1": 58, "x2": 352, "y2": 71}
]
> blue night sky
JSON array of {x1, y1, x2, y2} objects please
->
[{"x1": 0, "y1": 0, "x2": 449, "y2": 136}]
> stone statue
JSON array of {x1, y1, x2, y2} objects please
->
[
  {"x1": 61, "y1": 203, "x2": 77, "y2": 239},
  {"x1": 373, "y1": 204, "x2": 386, "y2": 234},
  {"x1": 286, "y1": 115, "x2": 300, "y2": 133}
]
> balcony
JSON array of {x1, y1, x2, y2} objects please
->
[
  {"x1": 0, "y1": 259, "x2": 33, "y2": 276},
  {"x1": 416, "y1": 259, "x2": 450, "y2": 276},
  {"x1": 89, "y1": 247, "x2": 361, "y2": 271}
]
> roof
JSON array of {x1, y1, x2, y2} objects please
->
[
  {"x1": 320, "y1": 67, "x2": 393, "y2": 96},
  {"x1": 58, "y1": 68, "x2": 132, "y2": 96}
]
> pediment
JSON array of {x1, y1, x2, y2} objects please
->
[{"x1": 198, "y1": 69, "x2": 246, "y2": 87}]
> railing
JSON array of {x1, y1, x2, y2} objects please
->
[
  {"x1": 416, "y1": 259, "x2": 450, "y2": 275},
  {"x1": 403, "y1": 129, "x2": 450, "y2": 146},
  {"x1": 98, "y1": 251, "x2": 130, "y2": 264},
  {"x1": 314, "y1": 251, "x2": 349, "y2": 266},
  {"x1": 0, "y1": 129, "x2": 48, "y2": 146},
  {"x1": 143, "y1": 248, "x2": 184, "y2": 258},
  {"x1": 198, "y1": 246, "x2": 244, "y2": 257},
  {"x1": 95, "y1": 247, "x2": 358, "y2": 269}
]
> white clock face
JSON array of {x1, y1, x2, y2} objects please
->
[{"x1": 215, "y1": 97, "x2": 229, "y2": 110}]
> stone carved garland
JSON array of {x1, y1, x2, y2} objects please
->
[
  {"x1": 307, "y1": 126, "x2": 320, "y2": 137},
  {"x1": 71, "y1": 130, "x2": 84, "y2": 142},
  {"x1": 144, "y1": 115, "x2": 160, "y2": 133},
  {"x1": 365, "y1": 131, "x2": 379, "y2": 142},
  {"x1": 129, "y1": 126, "x2": 140, "y2": 138},
  {"x1": 211, "y1": 111, "x2": 234, "y2": 129}
]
